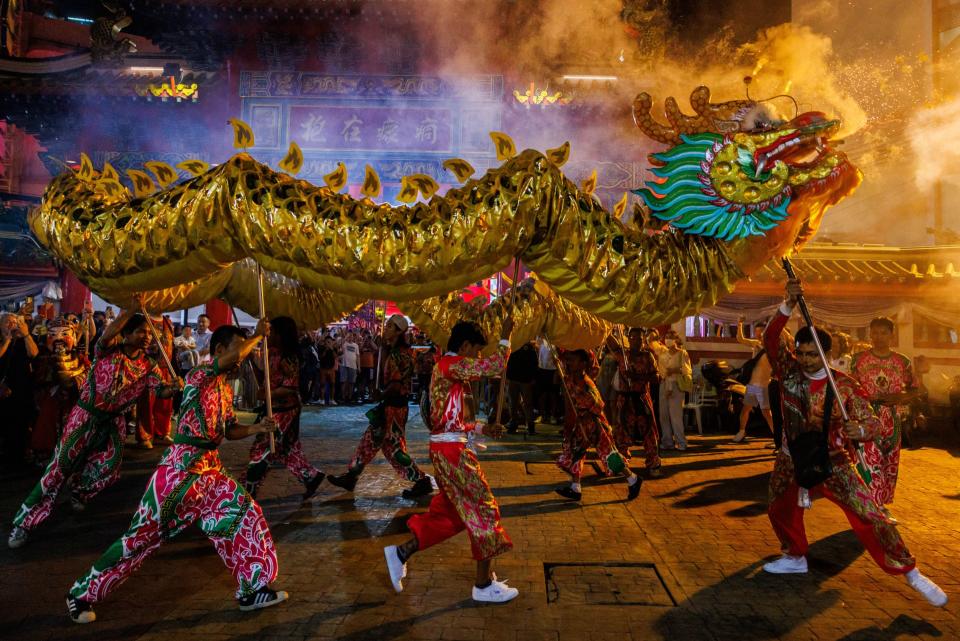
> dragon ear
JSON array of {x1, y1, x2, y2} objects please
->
[
  {"x1": 580, "y1": 170, "x2": 597, "y2": 196},
  {"x1": 176, "y1": 159, "x2": 209, "y2": 176},
  {"x1": 406, "y1": 174, "x2": 440, "y2": 200},
  {"x1": 323, "y1": 162, "x2": 347, "y2": 192},
  {"x1": 145, "y1": 161, "x2": 179, "y2": 188},
  {"x1": 279, "y1": 141, "x2": 304, "y2": 175},
  {"x1": 360, "y1": 165, "x2": 381, "y2": 199},
  {"x1": 546, "y1": 142, "x2": 570, "y2": 167},
  {"x1": 489, "y1": 131, "x2": 516, "y2": 161},
  {"x1": 228, "y1": 118, "x2": 255, "y2": 149},
  {"x1": 100, "y1": 162, "x2": 120, "y2": 183},
  {"x1": 397, "y1": 176, "x2": 418, "y2": 203},
  {"x1": 77, "y1": 153, "x2": 97, "y2": 182},
  {"x1": 442, "y1": 158, "x2": 475, "y2": 183},
  {"x1": 613, "y1": 192, "x2": 628, "y2": 219}
]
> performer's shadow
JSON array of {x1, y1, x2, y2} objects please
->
[
  {"x1": 654, "y1": 453, "x2": 773, "y2": 476},
  {"x1": 654, "y1": 471, "x2": 770, "y2": 517},
  {"x1": 654, "y1": 531, "x2": 934, "y2": 641},
  {"x1": 835, "y1": 613, "x2": 942, "y2": 641}
]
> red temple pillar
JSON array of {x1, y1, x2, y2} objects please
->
[
  {"x1": 204, "y1": 298, "x2": 233, "y2": 330},
  {"x1": 59, "y1": 269, "x2": 90, "y2": 314}
]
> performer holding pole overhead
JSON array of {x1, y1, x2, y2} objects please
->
[
  {"x1": 256, "y1": 265, "x2": 277, "y2": 455},
  {"x1": 384, "y1": 317, "x2": 517, "y2": 604},
  {"x1": 491, "y1": 256, "x2": 522, "y2": 432},
  {"x1": 9, "y1": 296, "x2": 180, "y2": 549},
  {"x1": 759, "y1": 262, "x2": 947, "y2": 608},
  {"x1": 66, "y1": 319, "x2": 288, "y2": 624}
]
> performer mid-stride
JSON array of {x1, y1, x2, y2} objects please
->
[
  {"x1": 761, "y1": 277, "x2": 947, "y2": 608},
  {"x1": 555, "y1": 349, "x2": 642, "y2": 502},
  {"x1": 242, "y1": 316, "x2": 325, "y2": 502},
  {"x1": 328, "y1": 314, "x2": 432, "y2": 499},
  {"x1": 66, "y1": 320, "x2": 287, "y2": 624},
  {"x1": 384, "y1": 319, "x2": 518, "y2": 603},
  {"x1": 9, "y1": 299, "x2": 179, "y2": 548}
]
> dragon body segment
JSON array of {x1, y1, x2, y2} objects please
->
[{"x1": 29, "y1": 86, "x2": 861, "y2": 327}]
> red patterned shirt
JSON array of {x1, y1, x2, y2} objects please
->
[
  {"x1": 429, "y1": 342, "x2": 509, "y2": 435},
  {"x1": 160, "y1": 361, "x2": 236, "y2": 474},
  {"x1": 79, "y1": 342, "x2": 162, "y2": 415},
  {"x1": 764, "y1": 310, "x2": 880, "y2": 460}
]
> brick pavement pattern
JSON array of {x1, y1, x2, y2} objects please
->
[{"x1": 2, "y1": 404, "x2": 958, "y2": 641}]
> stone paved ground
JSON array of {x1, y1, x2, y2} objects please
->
[{"x1": 2, "y1": 404, "x2": 959, "y2": 641}]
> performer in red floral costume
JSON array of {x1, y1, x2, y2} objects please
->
[
  {"x1": 384, "y1": 319, "x2": 517, "y2": 603},
  {"x1": 761, "y1": 278, "x2": 946, "y2": 608},
  {"x1": 328, "y1": 314, "x2": 431, "y2": 499},
  {"x1": 242, "y1": 316, "x2": 324, "y2": 501},
  {"x1": 135, "y1": 316, "x2": 175, "y2": 449},
  {"x1": 849, "y1": 317, "x2": 918, "y2": 506},
  {"x1": 555, "y1": 348, "x2": 642, "y2": 502},
  {"x1": 610, "y1": 328, "x2": 662, "y2": 477},
  {"x1": 65, "y1": 320, "x2": 287, "y2": 624},
  {"x1": 9, "y1": 301, "x2": 179, "y2": 548}
]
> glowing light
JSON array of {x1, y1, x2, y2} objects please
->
[
  {"x1": 513, "y1": 82, "x2": 570, "y2": 108},
  {"x1": 562, "y1": 75, "x2": 618, "y2": 82},
  {"x1": 127, "y1": 66, "x2": 165, "y2": 74},
  {"x1": 135, "y1": 77, "x2": 199, "y2": 102}
]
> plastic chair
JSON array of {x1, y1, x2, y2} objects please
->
[{"x1": 683, "y1": 380, "x2": 718, "y2": 435}]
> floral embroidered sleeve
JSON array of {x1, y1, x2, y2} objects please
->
[
  {"x1": 764, "y1": 309, "x2": 797, "y2": 380},
  {"x1": 447, "y1": 343, "x2": 510, "y2": 381},
  {"x1": 147, "y1": 360, "x2": 165, "y2": 391},
  {"x1": 839, "y1": 376, "x2": 881, "y2": 440}
]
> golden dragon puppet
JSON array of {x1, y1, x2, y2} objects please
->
[{"x1": 29, "y1": 86, "x2": 860, "y2": 329}]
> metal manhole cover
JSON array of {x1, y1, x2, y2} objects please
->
[{"x1": 544, "y1": 562, "x2": 677, "y2": 606}]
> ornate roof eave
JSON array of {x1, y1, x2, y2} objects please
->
[{"x1": 747, "y1": 242, "x2": 960, "y2": 286}]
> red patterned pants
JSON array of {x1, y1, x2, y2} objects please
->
[
  {"x1": 136, "y1": 390, "x2": 173, "y2": 443},
  {"x1": 556, "y1": 416, "x2": 627, "y2": 481},
  {"x1": 767, "y1": 451, "x2": 915, "y2": 575},
  {"x1": 347, "y1": 405, "x2": 425, "y2": 482},
  {"x1": 13, "y1": 406, "x2": 125, "y2": 530},
  {"x1": 613, "y1": 393, "x2": 661, "y2": 469},
  {"x1": 243, "y1": 408, "x2": 321, "y2": 494},
  {"x1": 70, "y1": 464, "x2": 277, "y2": 602},
  {"x1": 407, "y1": 442, "x2": 512, "y2": 561}
]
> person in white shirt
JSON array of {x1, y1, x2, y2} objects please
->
[
  {"x1": 657, "y1": 331, "x2": 692, "y2": 450},
  {"x1": 193, "y1": 314, "x2": 212, "y2": 362},
  {"x1": 340, "y1": 333, "x2": 360, "y2": 404},
  {"x1": 174, "y1": 325, "x2": 199, "y2": 371},
  {"x1": 536, "y1": 338, "x2": 561, "y2": 424}
]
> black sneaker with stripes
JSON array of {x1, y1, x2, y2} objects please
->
[
  {"x1": 66, "y1": 595, "x2": 96, "y2": 623},
  {"x1": 238, "y1": 587, "x2": 289, "y2": 612}
]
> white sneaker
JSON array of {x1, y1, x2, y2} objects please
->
[
  {"x1": 384, "y1": 545, "x2": 407, "y2": 593},
  {"x1": 472, "y1": 579, "x2": 519, "y2": 603},
  {"x1": 906, "y1": 569, "x2": 948, "y2": 607},
  {"x1": 7, "y1": 526, "x2": 28, "y2": 549},
  {"x1": 762, "y1": 554, "x2": 808, "y2": 574}
]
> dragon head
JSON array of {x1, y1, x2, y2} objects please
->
[{"x1": 633, "y1": 86, "x2": 861, "y2": 249}]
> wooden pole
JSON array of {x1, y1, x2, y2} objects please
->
[
  {"x1": 256, "y1": 266, "x2": 276, "y2": 454},
  {"x1": 374, "y1": 300, "x2": 389, "y2": 394},
  {"x1": 139, "y1": 306, "x2": 178, "y2": 381},
  {"x1": 492, "y1": 256, "x2": 522, "y2": 430}
]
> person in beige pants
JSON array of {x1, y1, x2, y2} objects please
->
[{"x1": 658, "y1": 332, "x2": 691, "y2": 450}]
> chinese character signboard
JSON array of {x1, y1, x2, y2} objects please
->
[{"x1": 240, "y1": 72, "x2": 503, "y2": 193}]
